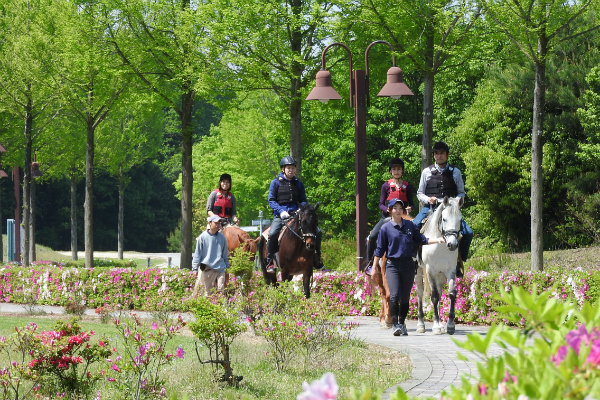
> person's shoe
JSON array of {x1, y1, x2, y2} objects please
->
[
  {"x1": 456, "y1": 257, "x2": 464, "y2": 278},
  {"x1": 313, "y1": 252, "x2": 325, "y2": 270},
  {"x1": 393, "y1": 324, "x2": 402, "y2": 336},
  {"x1": 265, "y1": 256, "x2": 277, "y2": 274},
  {"x1": 399, "y1": 323, "x2": 408, "y2": 336}
]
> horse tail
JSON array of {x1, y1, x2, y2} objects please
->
[{"x1": 258, "y1": 236, "x2": 269, "y2": 283}]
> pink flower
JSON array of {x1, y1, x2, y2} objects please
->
[
  {"x1": 111, "y1": 364, "x2": 120, "y2": 372},
  {"x1": 175, "y1": 346, "x2": 185, "y2": 359},
  {"x1": 478, "y1": 383, "x2": 487, "y2": 395},
  {"x1": 151, "y1": 323, "x2": 158, "y2": 330},
  {"x1": 297, "y1": 372, "x2": 338, "y2": 400}
]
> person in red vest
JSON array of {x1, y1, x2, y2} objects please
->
[
  {"x1": 365, "y1": 158, "x2": 415, "y2": 273},
  {"x1": 206, "y1": 173, "x2": 239, "y2": 225}
]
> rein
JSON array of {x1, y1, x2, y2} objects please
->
[{"x1": 436, "y1": 203, "x2": 462, "y2": 242}]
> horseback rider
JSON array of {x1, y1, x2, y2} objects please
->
[
  {"x1": 413, "y1": 141, "x2": 473, "y2": 278},
  {"x1": 265, "y1": 156, "x2": 324, "y2": 273},
  {"x1": 207, "y1": 173, "x2": 239, "y2": 226},
  {"x1": 366, "y1": 157, "x2": 415, "y2": 273}
]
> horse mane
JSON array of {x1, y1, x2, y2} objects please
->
[{"x1": 422, "y1": 203, "x2": 444, "y2": 237}]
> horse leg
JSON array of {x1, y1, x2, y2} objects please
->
[
  {"x1": 303, "y1": 272, "x2": 312, "y2": 299},
  {"x1": 429, "y1": 272, "x2": 443, "y2": 335},
  {"x1": 415, "y1": 263, "x2": 426, "y2": 333},
  {"x1": 446, "y1": 272, "x2": 457, "y2": 335}
]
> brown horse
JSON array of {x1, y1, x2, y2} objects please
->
[
  {"x1": 222, "y1": 225, "x2": 260, "y2": 256},
  {"x1": 369, "y1": 213, "x2": 416, "y2": 328},
  {"x1": 258, "y1": 203, "x2": 320, "y2": 298}
]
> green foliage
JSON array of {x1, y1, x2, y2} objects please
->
[{"x1": 188, "y1": 297, "x2": 246, "y2": 345}]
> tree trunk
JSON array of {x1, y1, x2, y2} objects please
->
[
  {"x1": 84, "y1": 119, "x2": 95, "y2": 269},
  {"x1": 118, "y1": 169, "x2": 124, "y2": 260},
  {"x1": 421, "y1": 28, "x2": 435, "y2": 171},
  {"x1": 180, "y1": 88, "x2": 195, "y2": 269},
  {"x1": 22, "y1": 101, "x2": 33, "y2": 267},
  {"x1": 70, "y1": 174, "x2": 78, "y2": 261},
  {"x1": 531, "y1": 38, "x2": 546, "y2": 272},
  {"x1": 29, "y1": 177, "x2": 36, "y2": 262},
  {"x1": 289, "y1": 0, "x2": 303, "y2": 177}
]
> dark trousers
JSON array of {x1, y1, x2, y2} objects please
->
[
  {"x1": 366, "y1": 217, "x2": 391, "y2": 265},
  {"x1": 267, "y1": 216, "x2": 322, "y2": 255},
  {"x1": 386, "y1": 258, "x2": 415, "y2": 325}
]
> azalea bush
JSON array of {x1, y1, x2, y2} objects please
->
[
  {"x1": 107, "y1": 314, "x2": 187, "y2": 399},
  {"x1": 2, "y1": 262, "x2": 600, "y2": 326},
  {"x1": 0, "y1": 319, "x2": 113, "y2": 400}
]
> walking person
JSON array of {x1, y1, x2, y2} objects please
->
[
  {"x1": 366, "y1": 157, "x2": 415, "y2": 273},
  {"x1": 207, "y1": 173, "x2": 239, "y2": 226},
  {"x1": 372, "y1": 198, "x2": 444, "y2": 336},
  {"x1": 192, "y1": 215, "x2": 230, "y2": 297},
  {"x1": 413, "y1": 141, "x2": 473, "y2": 277},
  {"x1": 265, "y1": 156, "x2": 323, "y2": 273}
]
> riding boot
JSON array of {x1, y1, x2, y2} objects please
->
[
  {"x1": 313, "y1": 250, "x2": 325, "y2": 270},
  {"x1": 456, "y1": 254, "x2": 464, "y2": 278},
  {"x1": 265, "y1": 253, "x2": 277, "y2": 273}
]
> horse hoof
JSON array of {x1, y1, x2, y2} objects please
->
[
  {"x1": 416, "y1": 326, "x2": 425, "y2": 333},
  {"x1": 447, "y1": 327, "x2": 455, "y2": 335},
  {"x1": 432, "y1": 328, "x2": 442, "y2": 335},
  {"x1": 380, "y1": 322, "x2": 392, "y2": 329}
]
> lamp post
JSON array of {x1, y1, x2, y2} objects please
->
[{"x1": 306, "y1": 41, "x2": 413, "y2": 272}]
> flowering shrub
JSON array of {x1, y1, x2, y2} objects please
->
[
  {"x1": 2, "y1": 263, "x2": 600, "y2": 326},
  {"x1": 107, "y1": 314, "x2": 186, "y2": 399},
  {"x1": 0, "y1": 319, "x2": 113, "y2": 399}
]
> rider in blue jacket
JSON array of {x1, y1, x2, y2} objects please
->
[{"x1": 266, "y1": 156, "x2": 323, "y2": 273}]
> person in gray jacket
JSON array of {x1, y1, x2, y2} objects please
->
[{"x1": 192, "y1": 214, "x2": 230, "y2": 297}]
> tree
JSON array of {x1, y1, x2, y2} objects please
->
[
  {"x1": 205, "y1": 0, "x2": 346, "y2": 177},
  {"x1": 352, "y1": 0, "x2": 484, "y2": 168},
  {"x1": 96, "y1": 92, "x2": 163, "y2": 259},
  {"x1": 0, "y1": 0, "x2": 61, "y2": 266},
  {"x1": 105, "y1": 0, "x2": 213, "y2": 269},
  {"x1": 479, "y1": 0, "x2": 600, "y2": 271}
]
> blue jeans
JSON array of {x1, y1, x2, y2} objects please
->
[{"x1": 414, "y1": 204, "x2": 473, "y2": 261}]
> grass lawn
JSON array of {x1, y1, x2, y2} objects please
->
[{"x1": 0, "y1": 314, "x2": 411, "y2": 399}]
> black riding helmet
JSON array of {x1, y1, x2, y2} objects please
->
[
  {"x1": 279, "y1": 156, "x2": 297, "y2": 168},
  {"x1": 219, "y1": 173, "x2": 232, "y2": 185},
  {"x1": 432, "y1": 141, "x2": 450, "y2": 153},
  {"x1": 388, "y1": 157, "x2": 405, "y2": 171}
]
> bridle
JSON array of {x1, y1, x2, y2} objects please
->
[
  {"x1": 437, "y1": 204, "x2": 462, "y2": 242},
  {"x1": 286, "y1": 209, "x2": 317, "y2": 243}
]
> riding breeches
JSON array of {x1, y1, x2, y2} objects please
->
[{"x1": 385, "y1": 257, "x2": 416, "y2": 324}]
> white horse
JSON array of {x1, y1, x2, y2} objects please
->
[{"x1": 416, "y1": 196, "x2": 463, "y2": 335}]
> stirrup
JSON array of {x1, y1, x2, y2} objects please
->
[{"x1": 265, "y1": 258, "x2": 277, "y2": 273}]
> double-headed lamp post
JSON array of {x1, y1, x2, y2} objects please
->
[{"x1": 306, "y1": 41, "x2": 413, "y2": 272}]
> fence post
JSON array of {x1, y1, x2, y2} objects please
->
[
  {"x1": 7, "y1": 219, "x2": 15, "y2": 262},
  {"x1": 147, "y1": 257, "x2": 151, "y2": 268},
  {"x1": 168, "y1": 257, "x2": 172, "y2": 267}
]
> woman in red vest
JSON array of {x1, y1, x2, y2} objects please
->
[
  {"x1": 206, "y1": 173, "x2": 239, "y2": 225},
  {"x1": 365, "y1": 158, "x2": 415, "y2": 273}
]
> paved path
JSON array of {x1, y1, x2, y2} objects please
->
[
  {"x1": 345, "y1": 316, "x2": 505, "y2": 399},
  {"x1": 57, "y1": 251, "x2": 181, "y2": 268},
  {"x1": 0, "y1": 302, "x2": 504, "y2": 399}
]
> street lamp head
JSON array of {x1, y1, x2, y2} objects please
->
[
  {"x1": 306, "y1": 70, "x2": 342, "y2": 103},
  {"x1": 0, "y1": 143, "x2": 5, "y2": 153},
  {"x1": 0, "y1": 169, "x2": 7, "y2": 178},
  {"x1": 377, "y1": 66, "x2": 413, "y2": 99}
]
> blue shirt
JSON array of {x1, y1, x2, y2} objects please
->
[
  {"x1": 374, "y1": 219, "x2": 429, "y2": 259},
  {"x1": 268, "y1": 172, "x2": 308, "y2": 217}
]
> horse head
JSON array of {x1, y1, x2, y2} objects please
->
[
  {"x1": 439, "y1": 196, "x2": 464, "y2": 251},
  {"x1": 296, "y1": 202, "x2": 319, "y2": 251}
]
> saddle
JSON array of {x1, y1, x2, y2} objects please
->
[{"x1": 261, "y1": 219, "x2": 294, "y2": 245}]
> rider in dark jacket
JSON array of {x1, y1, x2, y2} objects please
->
[
  {"x1": 413, "y1": 141, "x2": 473, "y2": 278},
  {"x1": 265, "y1": 156, "x2": 323, "y2": 273}
]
